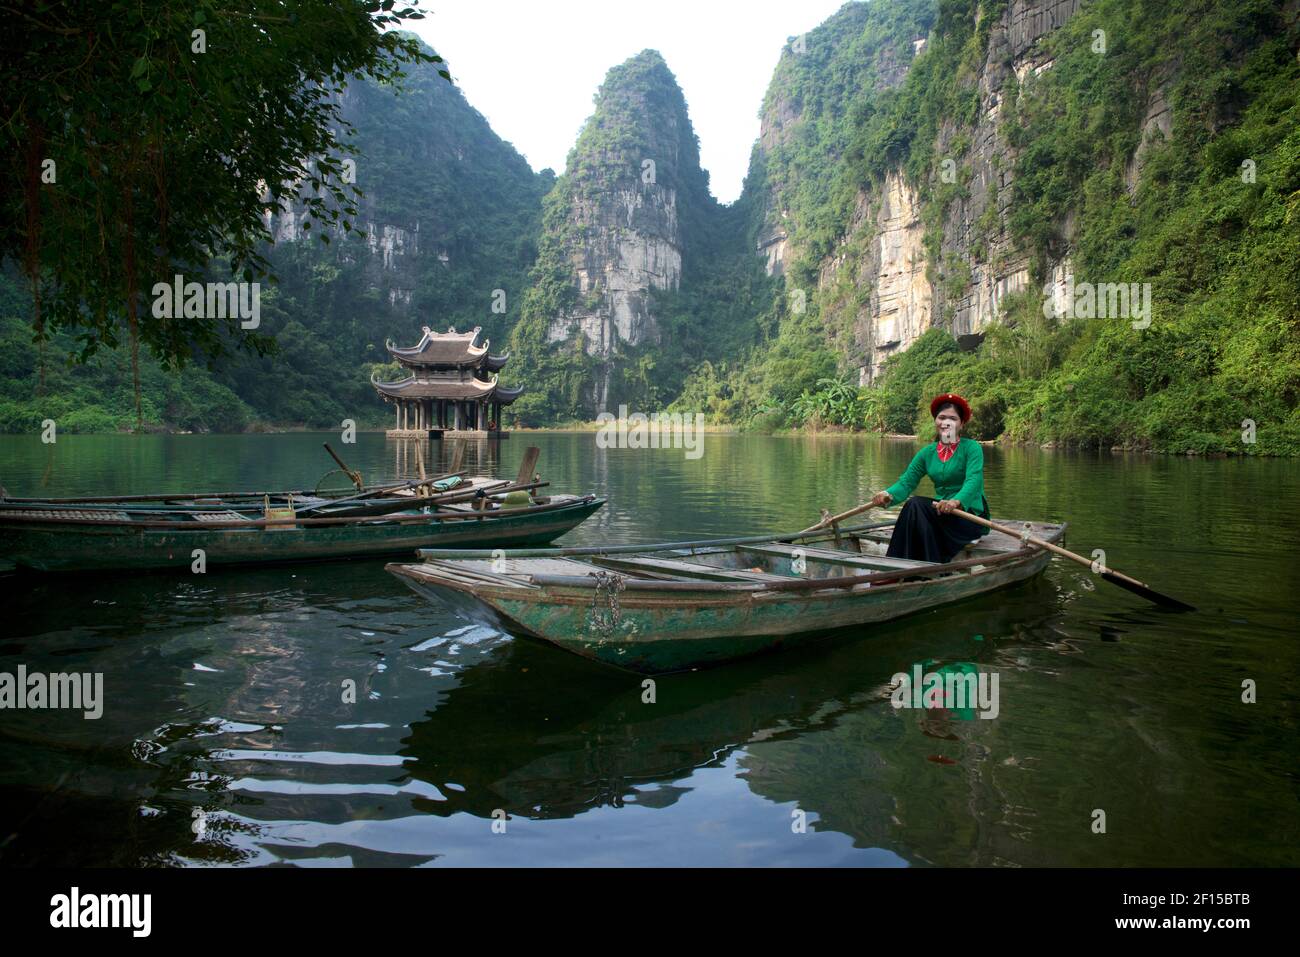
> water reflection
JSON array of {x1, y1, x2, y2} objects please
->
[{"x1": 0, "y1": 432, "x2": 1296, "y2": 866}]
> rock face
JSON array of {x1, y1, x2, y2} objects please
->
[
  {"x1": 536, "y1": 49, "x2": 718, "y2": 410},
  {"x1": 748, "y1": 0, "x2": 937, "y2": 278},
  {"x1": 759, "y1": 0, "x2": 1201, "y2": 384},
  {"x1": 546, "y1": 183, "x2": 682, "y2": 353},
  {"x1": 761, "y1": 0, "x2": 1115, "y2": 383},
  {"x1": 263, "y1": 47, "x2": 545, "y2": 339},
  {"x1": 738, "y1": 0, "x2": 1201, "y2": 385},
  {"x1": 544, "y1": 50, "x2": 708, "y2": 364},
  {"x1": 847, "y1": 172, "x2": 932, "y2": 380}
]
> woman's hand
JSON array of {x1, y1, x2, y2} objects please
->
[
  {"x1": 870, "y1": 491, "x2": 892, "y2": 508},
  {"x1": 935, "y1": 498, "x2": 963, "y2": 515}
]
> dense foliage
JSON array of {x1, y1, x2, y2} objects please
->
[
  {"x1": 5, "y1": 0, "x2": 1297, "y2": 456},
  {"x1": 0, "y1": 31, "x2": 546, "y2": 432},
  {"x1": 886, "y1": 0, "x2": 1300, "y2": 454},
  {"x1": 680, "y1": 0, "x2": 1299, "y2": 455},
  {"x1": 0, "y1": 0, "x2": 438, "y2": 427}
]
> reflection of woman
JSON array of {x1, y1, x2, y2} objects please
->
[{"x1": 868, "y1": 393, "x2": 991, "y2": 563}]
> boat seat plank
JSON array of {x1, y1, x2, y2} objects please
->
[
  {"x1": 416, "y1": 560, "x2": 543, "y2": 590},
  {"x1": 737, "y1": 542, "x2": 933, "y2": 571},
  {"x1": 448, "y1": 558, "x2": 596, "y2": 578},
  {"x1": 0, "y1": 508, "x2": 133, "y2": 523},
  {"x1": 193, "y1": 510, "x2": 253, "y2": 523},
  {"x1": 592, "y1": 555, "x2": 792, "y2": 583}
]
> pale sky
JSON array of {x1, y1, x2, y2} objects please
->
[{"x1": 405, "y1": 0, "x2": 853, "y2": 204}]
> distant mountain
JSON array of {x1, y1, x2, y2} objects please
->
[{"x1": 505, "y1": 50, "x2": 740, "y2": 421}]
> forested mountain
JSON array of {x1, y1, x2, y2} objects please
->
[
  {"x1": 672, "y1": 0, "x2": 1300, "y2": 454},
  {"x1": 505, "y1": 49, "x2": 774, "y2": 422},
  {"x1": 1, "y1": 43, "x2": 548, "y2": 432},
  {"x1": 5, "y1": 1, "x2": 1298, "y2": 453}
]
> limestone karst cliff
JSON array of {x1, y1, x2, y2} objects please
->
[{"x1": 509, "y1": 49, "x2": 725, "y2": 416}]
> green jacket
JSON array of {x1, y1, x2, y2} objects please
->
[{"x1": 884, "y1": 439, "x2": 990, "y2": 529}]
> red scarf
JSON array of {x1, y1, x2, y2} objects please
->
[{"x1": 936, "y1": 440, "x2": 958, "y2": 462}]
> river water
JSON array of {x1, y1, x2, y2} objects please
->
[{"x1": 0, "y1": 432, "x2": 1295, "y2": 866}]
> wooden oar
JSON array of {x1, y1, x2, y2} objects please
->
[
  {"x1": 515, "y1": 446, "x2": 541, "y2": 488},
  {"x1": 944, "y1": 505, "x2": 1195, "y2": 612},
  {"x1": 801, "y1": 499, "x2": 889, "y2": 535},
  {"x1": 323, "y1": 443, "x2": 364, "y2": 491},
  {"x1": 295, "y1": 472, "x2": 469, "y2": 516},
  {"x1": 447, "y1": 440, "x2": 466, "y2": 475}
]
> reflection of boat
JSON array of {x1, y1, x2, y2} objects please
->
[
  {"x1": 388, "y1": 518, "x2": 1066, "y2": 673},
  {"x1": 396, "y1": 632, "x2": 880, "y2": 821},
  {"x1": 394, "y1": 591, "x2": 1061, "y2": 832}
]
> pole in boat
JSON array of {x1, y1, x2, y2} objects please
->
[
  {"x1": 801, "y1": 498, "x2": 890, "y2": 535},
  {"x1": 323, "y1": 443, "x2": 364, "y2": 491}
]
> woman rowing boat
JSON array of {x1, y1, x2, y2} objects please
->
[{"x1": 868, "y1": 393, "x2": 992, "y2": 563}]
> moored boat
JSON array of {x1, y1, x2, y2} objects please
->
[
  {"x1": 0, "y1": 445, "x2": 603, "y2": 573},
  {"x1": 0, "y1": 493, "x2": 604, "y2": 573},
  {"x1": 386, "y1": 517, "x2": 1067, "y2": 674}
]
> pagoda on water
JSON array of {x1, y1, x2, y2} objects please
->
[{"x1": 372, "y1": 326, "x2": 522, "y2": 437}]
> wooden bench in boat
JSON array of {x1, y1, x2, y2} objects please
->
[
  {"x1": 591, "y1": 555, "x2": 792, "y2": 583},
  {"x1": 736, "y1": 542, "x2": 933, "y2": 572}
]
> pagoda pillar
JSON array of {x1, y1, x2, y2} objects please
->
[{"x1": 394, "y1": 403, "x2": 401, "y2": 430}]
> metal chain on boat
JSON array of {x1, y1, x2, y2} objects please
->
[{"x1": 587, "y1": 570, "x2": 626, "y2": 637}]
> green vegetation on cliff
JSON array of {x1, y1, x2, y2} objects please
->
[
  {"x1": 1, "y1": 43, "x2": 548, "y2": 432},
  {"x1": 682, "y1": 0, "x2": 1299, "y2": 455},
  {"x1": 5, "y1": 2, "x2": 1297, "y2": 456},
  {"x1": 507, "y1": 50, "x2": 761, "y2": 423},
  {"x1": 905, "y1": 0, "x2": 1300, "y2": 454}
]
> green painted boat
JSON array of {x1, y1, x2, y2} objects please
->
[
  {"x1": 386, "y1": 517, "x2": 1067, "y2": 674},
  {"x1": 0, "y1": 494, "x2": 604, "y2": 573}
]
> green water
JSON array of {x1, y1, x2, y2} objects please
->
[{"x1": 0, "y1": 432, "x2": 1296, "y2": 866}]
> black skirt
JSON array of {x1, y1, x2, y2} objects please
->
[{"x1": 886, "y1": 496, "x2": 989, "y2": 564}]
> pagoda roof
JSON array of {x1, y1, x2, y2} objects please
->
[
  {"x1": 484, "y1": 352, "x2": 510, "y2": 372},
  {"x1": 387, "y1": 326, "x2": 491, "y2": 367},
  {"x1": 371, "y1": 372, "x2": 523, "y2": 404}
]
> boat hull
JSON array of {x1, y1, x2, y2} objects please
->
[
  {"x1": 0, "y1": 498, "x2": 604, "y2": 573},
  {"x1": 391, "y1": 545, "x2": 1054, "y2": 674}
]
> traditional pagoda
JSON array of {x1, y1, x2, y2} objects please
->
[{"x1": 372, "y1": 326, "x2": 522, "y2": 437}]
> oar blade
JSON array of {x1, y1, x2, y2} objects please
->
[{"x1": 1100, "y1": 571, "x2": 1196, "y2": 612}]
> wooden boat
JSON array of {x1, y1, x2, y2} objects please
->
[
  {"x1": 0, "y1": 490, "x2": 604, "y2": 573},
  {"x1": 0, "y1": 442, "x2": 608, "y2": 573},
  {"x1": 386, "y1": 517, "x2": 1067, "y2": 674}
]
